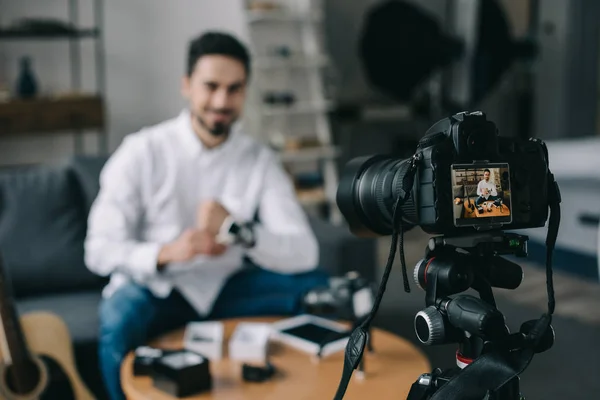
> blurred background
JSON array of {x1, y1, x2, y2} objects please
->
[{"x1": 0, "y1": 0, "x2": 599, "y2": 399}]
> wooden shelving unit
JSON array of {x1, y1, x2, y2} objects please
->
[
  {"x1": 0, "y1": 29, "x2": 99, "y2": 40},
  {"x1": 0, "y1": 95, "x2": 104, "y2": 137},
  {"x1": 0, "y1": 0, "x2": 107, "y2": 156}
]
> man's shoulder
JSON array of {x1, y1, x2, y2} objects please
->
[
  {"x1": 132, "y1": 115, "x2": 180, "y2": 144},
  {"x1": 234, "y1": 131, "x2": 276, "y2": 162},
  {"x1": 116, "y1": 115, "x2": 181, "y2": 152}
]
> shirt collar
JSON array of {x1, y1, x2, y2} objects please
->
[{"x1": 176, "y1": 108, "x2": 240, "y2": 158}]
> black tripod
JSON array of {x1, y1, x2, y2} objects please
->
[{"x1": 406, "y1": 232, "x2": 554, "y2": 400}]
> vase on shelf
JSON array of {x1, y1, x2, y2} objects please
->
[
  {"x1": 0, "y1": 54, "x2": 9, "y2": 102},
  {"x1": 16, "y1": 56, "x2": 38, "y2": 99}
]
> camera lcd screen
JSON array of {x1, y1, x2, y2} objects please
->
[{"x1": 451, "y1": 163, "x2": 512, "y2": 227}]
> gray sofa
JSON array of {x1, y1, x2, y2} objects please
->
[{"x1": 0, "y1": 155, "x2": 377, "y2": 399}]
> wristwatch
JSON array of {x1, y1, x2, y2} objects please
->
[{"x1": 217, "y1": 216, "x2": 256, "y2": 248}]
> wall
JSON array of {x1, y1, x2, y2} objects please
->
[
  {"x1": 532, "y1": 0, "x2": 600, "y2": 139},
  {"x1": 0, "y1": 0, "x2": 249, "y2": 165}
]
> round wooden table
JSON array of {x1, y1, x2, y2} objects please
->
[
  {"x1": 121, "y1": 317, "x2": 430, "y2": 400},
  {"x1": 462, "y1": 199, "x2": 510, "y2": 218}
]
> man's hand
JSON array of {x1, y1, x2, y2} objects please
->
[
  {"x1": 197, "y1": 200, "x2": 231, "y2": 236},
  {"x1": 483, "y1": 188, "x2": 489, "y2": 196},
  {"x1": 157, "y1": 229, "x2": 227, "y2": 267}
]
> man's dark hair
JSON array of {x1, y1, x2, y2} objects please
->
[
  {"x1": 484, "y1": 168, "x2": 491, "y2": 174},
  {"x1": 186, "y1": 31, "x2": 251, "y2": 78}
]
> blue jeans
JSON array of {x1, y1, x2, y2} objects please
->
[
  {"x1": 98, "y1": 264, "x2": 329, "y2": 400},
  {"x1": 476, "y1": 195, "x2": 500, "y2": 206}
]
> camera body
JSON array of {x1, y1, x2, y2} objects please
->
[
  {"x1": 411, "y1": 111, "x2": 549, "y2": 235},
  {"x1": 336, "y1": 111, "x2": 551, "y2": 237},
  {"x1": 302, "y1": 272, "x2": 375, "y2": 322}
]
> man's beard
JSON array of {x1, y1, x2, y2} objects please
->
[{"x1": 194, "y1": 111, "x2": 235, "y2": 137}]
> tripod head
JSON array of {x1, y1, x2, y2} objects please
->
[{"x1": 408, "y1": 232, "x2": 555, "y2": 399}]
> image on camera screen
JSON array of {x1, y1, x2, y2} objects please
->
[{"x1": 451, "y1": 163, "x2": 512, "y2": 227}]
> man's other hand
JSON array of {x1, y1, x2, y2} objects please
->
[
  {"x1": 158, "y1": 229, "x2": 227, "y2": 266},
  {"x1": 197, "y1": 200, "x2": 231, "y2": 235}
]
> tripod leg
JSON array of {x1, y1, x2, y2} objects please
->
[
  {"x1": 357, "y1": 356, "x2": 366, "y2": 379},
  {"x1": 486, "y1": 376, "x2": 523, "y2": 400}
]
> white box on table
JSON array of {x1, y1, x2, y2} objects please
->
[
  {"x1": 183, "y1": 321, "x2": 224, "y2": 361},
  {"x1": 228, "y1": 322, "x2": 272, "y2": 363}
]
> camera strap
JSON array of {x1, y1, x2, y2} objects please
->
[
  {"x1": 425, "y1": 170, "x2": 561, "y2": 400},
  {"x1": 332, "y1": 152, "x2": 422, "y2": 400}
]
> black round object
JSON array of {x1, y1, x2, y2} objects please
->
[
  {"x1": 242, "y1": 362, "x2": 276, "y2": 383},
  {"x1": 335, "y1": 154, "x2": 417, "y2": 236},
  {"x1": 359, "y1": 0, "x2": 464, "y2": 102},
  {"x1": 359, "y1": 0, "x2": 535, "y2": 107},
  {"x1": 415, "y1": 306, "x2": 446, "y2": 345}
]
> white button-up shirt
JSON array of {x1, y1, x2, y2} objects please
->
[
  {"x1": 84, "y1": 109, "x2": 319, "y2": 315},
  {"x1": 476, "y1": 179, "x2": 498, "y2": 199}
]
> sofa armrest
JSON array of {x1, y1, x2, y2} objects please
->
[{"x1": 308, "y1": 217, "x2": 377, "y2": 282}]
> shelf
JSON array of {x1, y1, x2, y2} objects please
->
[
  {"x1": 261, "y1": 101, "x2": 334, "y2": 117},
  {"x1": 296, "y1": 187, "x2": 328, "y2": 206},
  {"x1": 0, "y1": 28, "x2": 99, "y2": 40},
  {"x1": 246, "y1": 9, "x2": 323, "y2": 23},
  {"x1": 255, "y1": 54, "x2": 330, "y2": 69},
  {"x1": 279, "y1": 145, "x2": 340, "y2": 162},
  {"x1": 0, "y1": 94, "x2": 105, "y2": 136}
]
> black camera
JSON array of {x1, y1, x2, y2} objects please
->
[
  {"x1": 336, "y1": 111, "x2": 550, "y2": 237},
  {"x1": 303, "y1": 271, "x2": 376, "y2": 322},
  {"x1": 331, "y1": 111, "x2": 561, "y2": 400}
]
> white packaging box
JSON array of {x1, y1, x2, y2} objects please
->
[
  {"x1": 228, "y1": 322, "x2": 272, "y2": 363},
  {"x1": 183, "y1": 321, "x2": 224, "y2": 361},
  {"x1": 270, "y1": 314, "x2": 349, "y2": 357}
]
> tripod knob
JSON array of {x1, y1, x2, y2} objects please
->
[{"x1": 415, "y1": 306, "x2": 446, "y2": 345}]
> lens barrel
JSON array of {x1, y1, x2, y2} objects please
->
[{"x1": 336, "y1": 155, "x2": 417, "y2": 236}]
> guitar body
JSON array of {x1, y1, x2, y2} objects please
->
[
  {"x1": 0, "y1": 312, "x2": 95, "y2": 400},
  {"x1": 463, "y1": 199, "x2": 478, "y2": 218}
]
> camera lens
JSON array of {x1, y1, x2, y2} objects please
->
[{"x1": 336, "y1": 155, "x2": 418, "y2": 236}]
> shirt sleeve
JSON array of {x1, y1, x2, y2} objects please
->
[
  {"x1": 244, "y1": 155, "x2": 319, "y2": 274},
  {"x1": 491, "y1": 183, "x2": 498, "y2": 196},
  {"x1": 84, "y1": 134, "x2": 162, "y2": 284},
  {"x1": 477, "y1": 181, "x2": 483, "y2": 196}
]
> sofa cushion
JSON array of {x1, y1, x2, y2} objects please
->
[
  {"x1": 16, "y1": 290, "x2": 102, "y2": 343},
  {"x1": 0, "y1": 163, "x2": 105, "y2": 298},
  {"x1": 67, "y1": 156, "x2": 109, "y2": 214}
]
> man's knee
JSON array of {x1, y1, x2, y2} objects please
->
[
  {"x1": 291, "y1": 268, "x2": 329, "y2": 292},
  {"x1": 99, "y1": 283, "x2": 155, "y2": 353}
]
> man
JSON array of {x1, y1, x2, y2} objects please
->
[
  {"x1": 475, "y1": 168, "x2": 499, "y2": 205},
  {"x1": 85, "y1": 31, "x2": 328, "y2": 400}
]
